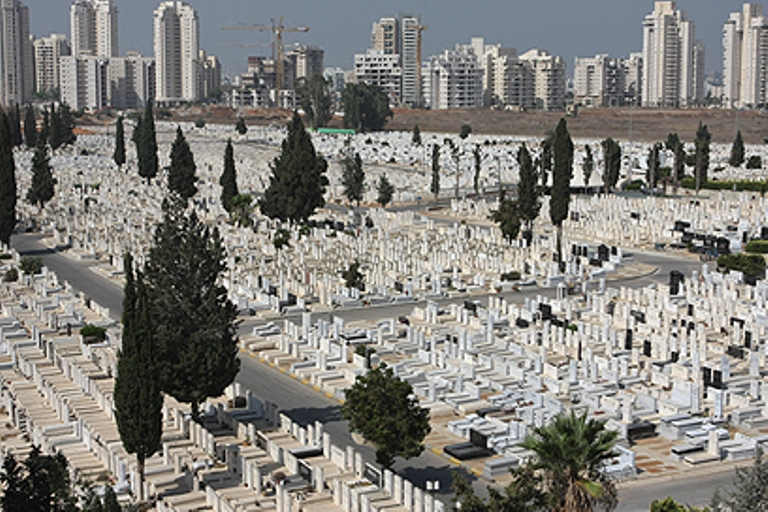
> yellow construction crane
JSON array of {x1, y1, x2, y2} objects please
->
[
  {"x1": 223, "y1": 16, "x2": 309, "y2": 105},
  {"x1": 415, "y1": 23, "x2": 428, "y2": 106}
]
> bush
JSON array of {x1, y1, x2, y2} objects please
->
[
  {"x1": 0, "y1": 253, "x2": 11, "y2": 259},
  {"x1": 19, "y1": 256, "x2": 42, "y2": 275},
  {"x1": 3, "y1": 268, "x2": 18, "y2": 282},
  {"x1": 624, "y1": 179, "x2": 644, "y2": 191},
  {"x1": 80, "y1": 324, "x2": 107, "y2": 343},
  {"x1": 718, "y1": 253, "x2": 766, "y2": 279},
  {"x1": 500, "y1": 271, "x2": 522, "y2": 282},
  {"x1": 195, "y1": 117, "x2": 206, "y2": 128},
  {"x1": 747, "y1": 155, "x2": 763, "y2": 169},
  {"x1": 680, "y1": 176, "x2": 768, "y2": 192},
  {"x1": 746, "y1": 240, "x2": 768, "y2": 254}
]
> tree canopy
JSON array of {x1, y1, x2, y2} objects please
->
[
  {"x1": 430, "y1": 144, "x2": 440, "y2": 199},
  {"x1": 341, "y1": 151, "x2": 365, "y2": 206},
  {"x1": 517, "y1": 143, "x2": 540, "y2": 234},
  {"x1": 491, "y1": 189, "x2": 521, "y2": 243},
  {"x1": 260, "y1": 111, "x2": 328, "y2": 223},
  {"x1": 113, "y1": 116, "x2": 126, "y2": 169},
  {"x1": 23, "y1": 104, "x2": 36, "y2": 149},
  {"x1": 0, "y1": 446, "x2": 77, "y2": 512},
  {"x1": 136, "y1": 101, "x2": 158, "y2": 184},
  {"x1": 341, "y1": 363, "x2": 431, "y2": 468},
  {"x1": 219, "y1": 139, "x2": 239, "y2": 214},
  {"x1": 601, "y1": 137, "x2": 621, "y2": 193},
  {"x1": 550, "y1": 118, "x2": 574, "y2": 261},
  {"x1": 729, "y1": 129, "x2": 745, "y2": 168},
  {"x1": 235, "y1": 116, "x2": 248, "y2": 135},
  {"x1": 583, "y1": 145, "x2": 594, "y2": 190},
  {"x1": 0, "y1": 111, "x2": 17, "y2": 246},
  {"x1": 710, "y1": 447, "x2": 768, "y2": 511},
  {"x1": 694, "y1": 121, "x2": 711, "y2": 191},
  {"x1": 167, "y1": 126, "x2": 198, "y2": 201},
  {"x1": 666, "y1": 133, "x2": 685, "y2": 187},
  {"x1": 26, "y1": 139, "x2": 55, "y2": 209},
  {"x1": 144, "y1": 198, "x2": 240, "y2": 421},
  {"x1": 296, "y1": 74, "x2": 332, "y2": 129},
  {"x1": 376, "y1": 174, "x2": 395, "y2": 207},
  {"x1": 342, "y1": 83, "x2": 392, "y2": 132},
  {"x1": 412, "y1": 124, "x2": 422, "y2": 145}
]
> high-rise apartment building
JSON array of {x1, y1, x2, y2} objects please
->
[
  {"x1": 423, "y1": 45, "x2": 483, "y2": 109},
  {"x1": 371, "y1": 15, "x2": 423, "y2": 106},
  {"x1": 70, "y1": 0, "x2": 118, "y2": 58},
  {"x1": 723, "y1": 3, "x2": 768, "y2": 108},
  {"x1": 60, "y1": 54, "x2": 108, "y2": 111},
  {"x1": 154, "y1": 1, "x2": 199, "y2": 104},
  {"x1": 33, "y1": 34, "x2": 71, "y2": 97},
  {"x1": 109, "y1": 52, "x2": 155, "y2": 109},
  {"x1": 0, "y1": 0, "x2": 33, "y2": 106},
  {"x1": 641, "y1": 1, "x2": 702, "y2": 107},
  {"x1": 354, "y1": 49, "x2": 403, "y2": 104},
  {"x1": 520, "y1": 49, "x2": 566, "y2": 110},
  {"x1": 574, "y1": 55, "x2": 628, "y2": 107}
]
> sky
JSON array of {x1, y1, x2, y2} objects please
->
[{"x1": 28, "y1": 0, "x2": 756, "y2": 78}]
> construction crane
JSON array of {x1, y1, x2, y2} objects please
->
[
  {"x1": 223, "y1": 16, "x2": 309, "y2": 105},
  {"x1": 415, "y1": 23, "x2": 428, "y2": 106}
]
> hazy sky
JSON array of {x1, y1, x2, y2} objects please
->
[{"x1": 29, "y1": 0, "x2": 755, "y2": 77}]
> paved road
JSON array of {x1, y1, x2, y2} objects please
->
[{"x1": 9, "y1": 232, "x2": 731, "y2": 508}]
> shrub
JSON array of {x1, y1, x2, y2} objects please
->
[
  {"x1": 19, "y1": 256, "x2": 42, "y2": 275},
  {"x1": 0, "y1": 253, "x2": 11, "y2": 259},
  {"x1": 500, "y1": 271, "x2": 522, "y2": 282},
  {"x1": 195, "y1": 117, "x2": 206, "y2": 128},
  {"x1": 3, "y1": 268, "x2": 18, "y2": 282},
  {"x1": 747, "y1": 155, "x2": 763, "y2": 169},
  {"x1": 746, "y1": 240, "x2": 768, "y2": 254},
  {"x1": 80, "y1": 324, "x2": 107, "y2": 343},
  {"x1": 624, "y1": 179, "x2": 644, "y2": 191},
  {"x1": 680, "y1": 176, "x2": 768, "y2": 192},
  {"x1": 718, "y1": 253, "x2": 766, "y2": 279}
]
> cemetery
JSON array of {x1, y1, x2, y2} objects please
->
[{"x1": 2, "y1": 119, "x2": 768, "y2": 509}]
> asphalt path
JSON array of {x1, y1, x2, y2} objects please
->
[{"x1": 9, "y1": 232, "x2": 729, "y2": 508}]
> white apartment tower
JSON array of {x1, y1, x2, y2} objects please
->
[
  {"x1": 0, "y1": 0, "x2": 33, "y2": 106},
  {"x1": 70, "y1": 0, "x2": 118, "y2": 58},
  {"x1": 423, "y1": 45, "x2": 483, "y2": 109},
  {"x1": 520, "y1": 49, "x2": 566, "y2": 110},
  {"x1": 641, "y1": 1, "x2": 701, "y2": 107},
  {"x1": 154, "y1": 1, "x2": 199, "y2": 104},
  {"x1": 33, "y1": 34, "x2": 71, "y2": 96},
  {"x1": 371, "y1": 15, "x2": 422, "y2": 106},
  {"x1": 354, "y1": 49, "x2": 403, "y2": 105},
  {"x1": 574, "y1": 55, "x2": 627, "y2": 107},
  {"x1": 723, "y1": 3, "x2": 768, "y2": 108}
]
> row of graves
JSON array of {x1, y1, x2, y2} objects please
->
[
  {"x1": 0, "y1": 251, "x2": 452, "y2": 512},
  {"x1": 245, "y1": 256, "x2": 768, "y2": 481}
]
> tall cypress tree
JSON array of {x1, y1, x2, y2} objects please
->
[
  {"x1": 601, "y1": 137, "x2": 621, "y2": 194},
  {"x1": 647, "y1": 143, "x2": 661, "y2": 190},
  {"x1": 219, "y1": 139, "x2": 238, "y2": 214},
  {"x1": 666, "y1": 133, "x2": 685, "y2": 189},
  {"x1": 517, "y1": 143, "x2": 540, "y2": 235},
  {"x1": 694, "y1": 122, "x2": 711, "y2": 192},
  {"x1": 729, "y1": 129, "x2": 745, "y2": 167},
  {"x1": 49, "y1": 103, "x2": 63, "y2": 150},
  {"x1": 0, "y1": 112, "x2": 16, "y2": 246},
  {"x1": 583, "y1": 145, "x2": 594, "y2": 191},
  {"x1": 23, "y1": 105, "x2": 36, "y2": 149},
  {"x1": 59, "y1": 102, "x2": 76, "y2": 146},
  {"x1": 114, "y1": 253, "x2": 163, "y2": 501},
  {"x1": 550, "y1": 118, "x2": 573, "y2": 262},
  {"x1": 39, "y1": 108, "x2": 50, "y2": 146},
  {"x1": 9, "y1": 104, "x2": 22, "y2": 147},
  {"x1": 137, "y1": 101, "x2": 158, "y2": 184},
  {"x1": 260, "y1": 111, "x2": 328, "y2": 223},
  {"x1": 145, "y1": 198, "x2": 240, "y2": 421},
  {"x1": 113, "y1": 116, "x2": 126, "y2": 170},
  {"x1": 167, "y1": 126, "x2": 198, "y2": 201},
  {"x1": 26, "y1": 139, "x2": 55, "y2": 209},
  {"x1": 430, "y1": 144, "x2": 440, "y2": 199},
  {"x1": 341, "y1": 151, "x2": 365, "y2": 207},
  {"x1": 539, "y1": 130, "x2": 554, "y2": 187},
  {"x1": 473, "y1": 145, "x2": 481, "y2": 195},
  {"x1": 376, "y1": 174, "x2": 395, "y2": 207}
]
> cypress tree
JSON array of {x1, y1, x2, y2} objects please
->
[
  {"x1": 167, "y1": 126, "x2": 198, "y2": 201},
  {"x1": 430, "y1": 144, "x2": 440, "y2": 199},
  {"x1": 517, "y1": 143, "x2": 540, "y2": 234},
  {"x1": 114, "y1": 253, "x2": 163, "y2": 502},
  {"x1": 341, "y1": 151, "x2": 365, "y2": 207},
  {"x1": 694, "y1": 122, "x2": 711, "y2": 192},
  {"x1": 113, "y1": 116, "x2": 126, "y2": 170},
  {"x1": 412, "y1": 124, "x2": 421, "y2": 145},
  {"x1": 491, "y1": 189, "x2": 521, "y2": 243},
  {"x1": 729, "y1": 129, "x2": 745, "y2": 167},
  {"x1": 23, "y1": 104, "x2": 36, "y2": 149},
  {"x1": 601, "y1": 137, "x2": 621, "y2": 194},
  {"x1": 539, "y1": 131, "x2": 554, "y2": 186},
  {"x1": 26, "y1": 139, "x2": 55, "y2": 209},
  {"x1": 145, "y1": 198, "x2": 240, "y2": 421},
  {"x1": 219, "y1": 139, "x2": 238, "y2": 214},
  {"x1": 550, "y1": 118, "x2": 573, "y2": 262},
  {"x1": 646, "y1": 143, "x2": 661, "y2": 190},
  {"x1": 473, "y1": 145, "x2": 481, "y2": 195},
  {"x1": 666, "y1": 133, "x2": 685, "y2": 188},
  {"x1": 235, "y1": 116, "x2": 248, "y2": 135},
  {"x1": 260, "y1": 111, "x2": 328, "y2": 223},
  {"x1": 9, "y1": 104, "x2": 22, "y2": 147},
  {"x1": 0, "y1": 112, "x2": 16, "y2": 246},
  {"x1": 376, "y1": 174, "x2": 395, "y2": 207},
  {"x1": 138, "y1": 101, "x2": 158, "y2": 184},
  {"x1": 583, "y1": 145, "x2": 594, "y2": 191},
  {"x1": 59, "y1": 102, "x2": 76, "y2": 146},
  {"x1": 39, "y1": 108, "x2": 50, "y2": 146},
  {"x1": 49, "y1": 103, "x2": 63, "y2": 150}
]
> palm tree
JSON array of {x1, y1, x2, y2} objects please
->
[{"x1": 521, "y1": 409, "x2": 618, "y2": 512}]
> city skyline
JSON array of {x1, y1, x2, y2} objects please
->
[{"x1": 28, "y1": 0, "x2": 760, "y2": 77}]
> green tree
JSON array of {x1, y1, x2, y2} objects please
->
[
  {"x1": 521, "y1": 410, "x2": 618, "y2": 512},
  {"x1": 260, "y1": 112, "x2": 328, "y2": 224},
  {"x1": 167, "y1": 126, "x2": 198, "y2": 201},
  {"x1": 451, "y1": 465, "x2": 548, "y2": 512},
  {"x1": 729, "y1": 130, "x2": 745, "y2": 167},
  {"x1": 550, "y1": 118, "x2": 574, "y2": 262},
  {"x1": 137, "y1": 101, "x2": 158, "y2": 184},
  {"x1": 342, "y1": 363, "x2": 431, "y2": 468},
  {"x1": 473, "y1": 145, "x2": 481, "y2": 195},
  {"x1": 0, "y1": 452, "x2": 26, "y2": 511},
  {"x1": 26, "y1": 139, "x2": 55, "y2": 209},
  {"x1": 8, "y1": 104, "x2": 21, "y2": 147},
  {"x1": 113, "y1": 116, "x2": 126, "y2": 170},
  {"x1": 710, "y1": 447, "x2": 768, "y2": 511},
  {"x1": 601, "y1": 137, "x2": 621, "y2": 193},
  {"x1": 39, "y1": 107, "x2": 50, "y2": 145},
  {"x1": 0, "y1": 112, "x2": 16, "y2": 246},
  {"x1": 49, "y1": 103, "x2": 63, "y2": 150},
  {"x1": 430, "y1": 144, "x2": 440, "y2": 199},
  {"x1": 59, "y1": 102, "x2": 76, "y2": 146},
  {"x1": 341, "y1": 151, "x2": 365, "y2": 207},
  {"x1": 459, "y1": 123, "x2": 472, "y2": 139},
  {"x1": 583, "y1": 144, "x2": 594, "y2": 191},
  {"x1": 717, "y1": 253, "x2": 766, "y2": 280},
  {"x1": 235, "y1": 116, "x2": 248, "y2": 135},
  {"x1": 412, "y1": 124, "x2": 422, "y2": 145},
  {"x1": 517, "y1": 143, "x2": 540, "y2": 235},
  {"x1": 747, "y1": 155, "x2": 762, "y2": 169},
  {"x1": 647, "y1": 142, "x2": 661, "y2": 190},
  {"x1": 0, "y1": 446, "x2": 78, "y2": 512},
  {"x1": 539, "y1": 130, "x2": 554, "y2": 186},
  {"x1": 491, "y1": 189, "x2": 521, "y2": 243},
  {"x1": 666, "y1": 133, "x2": 685, "y2": 189},
  {"x1": 219, "y1": 139, "x2": 239, "y2": 214},
  {"x1": 694, "y1": 121, "x2": 711, "y2": 192},
  {"x1": 341, "y1": 259, "x2": 364, "y2": 290},
  {"x1": 296, "y1": 74, "x2": 332, "y2": 129},
  {"x1": 23, "y1": 104, "x2": 36, "y2": 149},
  {"x1": 144, "y1": 198, "x2": 240, "y2": 421},
  {"x1": 102, "y1": 486, "x2": 121, "y2": 512},
  {"x1": 114, "y1": 253, "x2": 162, "y2": 502},
  {"x1": 651, "y1": 496, "x2": 708, "y2": 512},
  {"x1": 229, "y1": 193, "x2": 253, "y2": 227},
  {"x1": 376, "y1": 174, "x2": 395, "y2": 207},
  {"x1": 342, "y1": 83, "x2": 392, "y2": 132}
]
